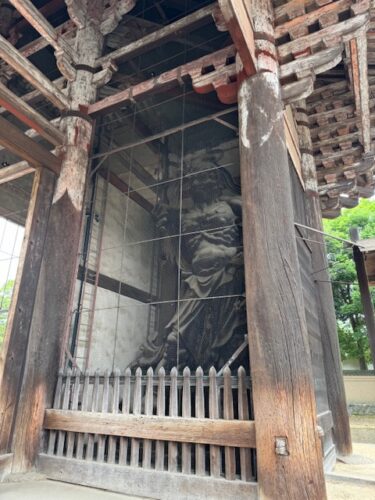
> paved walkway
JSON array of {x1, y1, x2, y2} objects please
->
[
  {"x1": 326, "y1": 442, "x2": 375, "y2": 499},
  {"x1": 0, "y1": 480, "x2": 147, "y2": 500}
]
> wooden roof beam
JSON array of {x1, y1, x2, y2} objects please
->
[
  {"x1": 8, "y1": 0, "x2": 76, "y2": 73},
  {"x1": 0, "y1": 115, "x2": 61, "y2": 174},
  {"x1": 0, "y1": 81, "x2": 64, "y2": 146},
  {"x1": 96, "y1": 3, "x2": 220, "y2": 68},
  {"x1": 217, "y1": 0, "x2": 256, "y2": 76},
  {"x1": 349, "y1": 32, "x2": 371, "y2": 153},
  {"x1": 0, "y1": 34, "x2": 70, "y2": 110},
  {"x1": 0, "y1": 77, "x2": 66, "y2": 115},
  {"x1": 0, "y1": 161, "x2": 34, "y2": 185},
  {"x1": 87, "y1": 46, "x2": 236, "y2": 116},
  {"x1": 277, "y1": 13, "x2": 369, "y2": 60},
  {"x1": 0, "y1": 117, "x2": 61, "y2": 154}
]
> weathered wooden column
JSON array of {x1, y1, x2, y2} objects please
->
[
  {"x1": 294, "y1": 102, "x2": 352, "y2": 456},
  {"x1": 350, "y1": 227, "x2": 375, "y2": 367},
  {"x1": 0, "y1": 168, "x2": 55, "y2": 456},
  {"x1": 6, "y1": 8, "x2": 106, "y2": 473},
  {"x1": 237, "y1": 2, "x2": 326, "y2": 497}
]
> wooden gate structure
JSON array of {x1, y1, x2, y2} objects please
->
[
  {"x1": 0, "y1": 0, "x2": 373, "y2": 499},
  {"x1": 40, "y1": 367, "x2": 257, "y2": 499}
]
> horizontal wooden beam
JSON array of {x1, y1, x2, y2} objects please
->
[
  {"x1": 96, "y1": 3, "x2": 219, "y2": 68},
  {"x1": 0, "y1": 116, "x2": 61, "y2": 174},
  {"x1": 0, "y1": 34, "x2": 70, "y2": 110},
  {"x1": 88, "y1": 46, "x2": 235, "y2": 116},
  {"x1": 9, "y1": 0, "x2": 76, "y2": 62},
  {"x1": 38, "y1": 454, "x2": 258, "y2": 499},
  {"x1": 275, "y1": 0, "x2": 352, "y2": 39},
  {"x1": 0, "y1": 161, "x2": 34, "y2": 185},
  {"x1": 91, "y1": 106, "x2": 237, "y2": 160},
  {"x1": 0, "y1": 77, "x2": 66, "y2": 116},
  {"x1": 0, "y1": 81, "x2": 64, "y2": 146},
  {"x1": 44, "y1": 409, "x2": 256, "y2": 448},
  {"x1": 277, "y1": 13, "x2": 369, "y2": 59}
]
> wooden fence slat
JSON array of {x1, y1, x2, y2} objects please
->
[
  {"x1": 155, "y1": 367, "x2": 165, "y2": 471},
  {"x1": 195, "y1": 366, "x2": 205, "y2": 476},
  {"x1": 168, "y1": 367, "x2": 178, "y2": 472},
  {"x1": 97, "y1": 369, "x2": 110, "y2": 462},
  {"x1": 108, "y1": 369, "x2": 120, "y2": 464},
  {"x1": 209, "y1": 367, "x2": 221, "y2": 478},
  {"x1": 142, "y1": 367, "x2": 154, "y2": 468},
  {"x1": 56, "y1": 368, "x2": 71, "y2": 456},
  {"x1": 66, "y1": 368, "x2": 80, "y2": 458},
  {"x1": 119, "y1": 368, "x2": 131, "y2": 465},
  {"x1": 130, "y1": 367, "x2": 142, "y2": 467},
  {"x1": 223, "y1": 367, "x2": 236, "y2": 480},
  {"x1": 238, "y1": 366, "x2": 252, "y2": 481},
  {"x1": 182, "y1": 367, "x2": 191, "y2": 474},
  {"x1": 47, "y1": 369, "x2": 63, "y2": 455},
  {"x1": 44, "y1": 410, "x2": 256, "y2": 447},
  {"x1": 44, "y1": 366, "x2": 255, "y2": 484},
  {"x1": 86, "y1": 369, "x2": 100, "y2": 461},
  {"x1": 76, "y1": 369, "x2": 90, "y2": 459}
]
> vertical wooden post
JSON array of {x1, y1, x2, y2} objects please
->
[
  {"x1": 0, "y1": 168, "x2": 55, "y2": 456},
  {"x1": 294, "y1": 103, "x2": 352, "y2": 456},
  {"x1": 238, "y1": 72, "x2": 326, "y2": 499},
  {"x1": 350, "y1": 227, "x2": 375, "y2": 366},
  {"x1": 6, "y1": 20, "x2": 106, "y2": 473}
]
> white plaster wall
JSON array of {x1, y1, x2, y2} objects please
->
[
  {"x1": 100, "y1": 183, "x2": 154, "y2": 293},
  {"x1": 344, "y1": 376, "x2": 375, "y2": 404},
  {"x1": 88, "y1": 288, "x2": 151, "y2": 370},
  {"x1": 87, "y1": 183, "x2": 155, "y2": 370}
]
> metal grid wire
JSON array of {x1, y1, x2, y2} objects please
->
[
  {"x1": 0, "y1": 216, "x2": 24, "y2": 348},
  {"x1": 67, "y1": 0, "x2": 244, "y2": 371}
]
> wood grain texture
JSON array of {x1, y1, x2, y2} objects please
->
[
  {"x1": 0, "y1": 168, "x2": 55, "y2": 455},
  {"x1": 352, "y1": 244, "x2": 375, "y2": 366},
  {"x1": 218, "y1": 0, "x2": 256, "y2": 76},
  {"x1": 0, "y1": 81, "x2": 64, "y2": 147},
  {"x1": 238, "y1": 72, "x2": 327, "y2": 499},
  {"x1": 0, "y1": 161, "x2": 34, "y2": 185},
  {"x1": 194, "y1": 366, "x2": 206, "y2": 476},
  {"x1": 0, "y1": 33, "x2": 69, "y2": 110},
  {"x1": 43, "y1": 410, "x2": 256, "y2": 448},
  {"x1": 295, "y1": 102, "x2": 352, "y2": 456},
  {"x1": 0, "y1": 115, "x2": 61, "y2": 173},
  {"x1": 0, "y1": 453, "x2": 13, "y2": 481},
  {"x1": 96, "y1": 3, "x2": 218, "y2": 68},
  {"x1": 38, "y1": 454, "x2": 258, "y2": 500},
  {"x1": 155, "y1": 368, "x2": 165, "y2": 471},
  {"x1": 8, "y1": 15, "x2": 104, "y2": 472}
]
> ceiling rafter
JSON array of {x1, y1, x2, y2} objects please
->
[{"x1": 0, "y1": 33, "x2": 70, "y2": 110}]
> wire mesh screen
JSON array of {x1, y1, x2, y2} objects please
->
[
  {"x1": 0, "y1": 217, "x2": 24, "y2": 349},
  {"x1": 67, "y1": 1, "x2": 247, "y2": 375}
]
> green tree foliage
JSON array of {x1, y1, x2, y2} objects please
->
[
  {"x1": 323, "y1": 199, "x2": 375, "y2": 369},
  {"x1": 0, "y1": 280, "x2": 14, "y2": 349}
]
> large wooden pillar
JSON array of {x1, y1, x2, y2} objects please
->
[
  {"x1": 4, "y1": 18, "x2": 105, "y2": 473},
  {"x1": 350, "y1": 227, "x2": 375, "y2": 367},
  {"x1": 294, "y1": 104, "x2": 352, "y2": 456},
  {"x1": 0, "y1": 168, "x2": 55, "y2": 456},
  {"x1": 238, "y1": 71, "x2": 326, "y2": 499}
]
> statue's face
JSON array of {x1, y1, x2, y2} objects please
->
[{"x1": 189, "y1": 169, "x2": 220, "y2": 201}]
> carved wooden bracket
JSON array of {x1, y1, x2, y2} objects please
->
[{"x1": 65, "y1": 0, "x2": 136, "y2": 34}]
